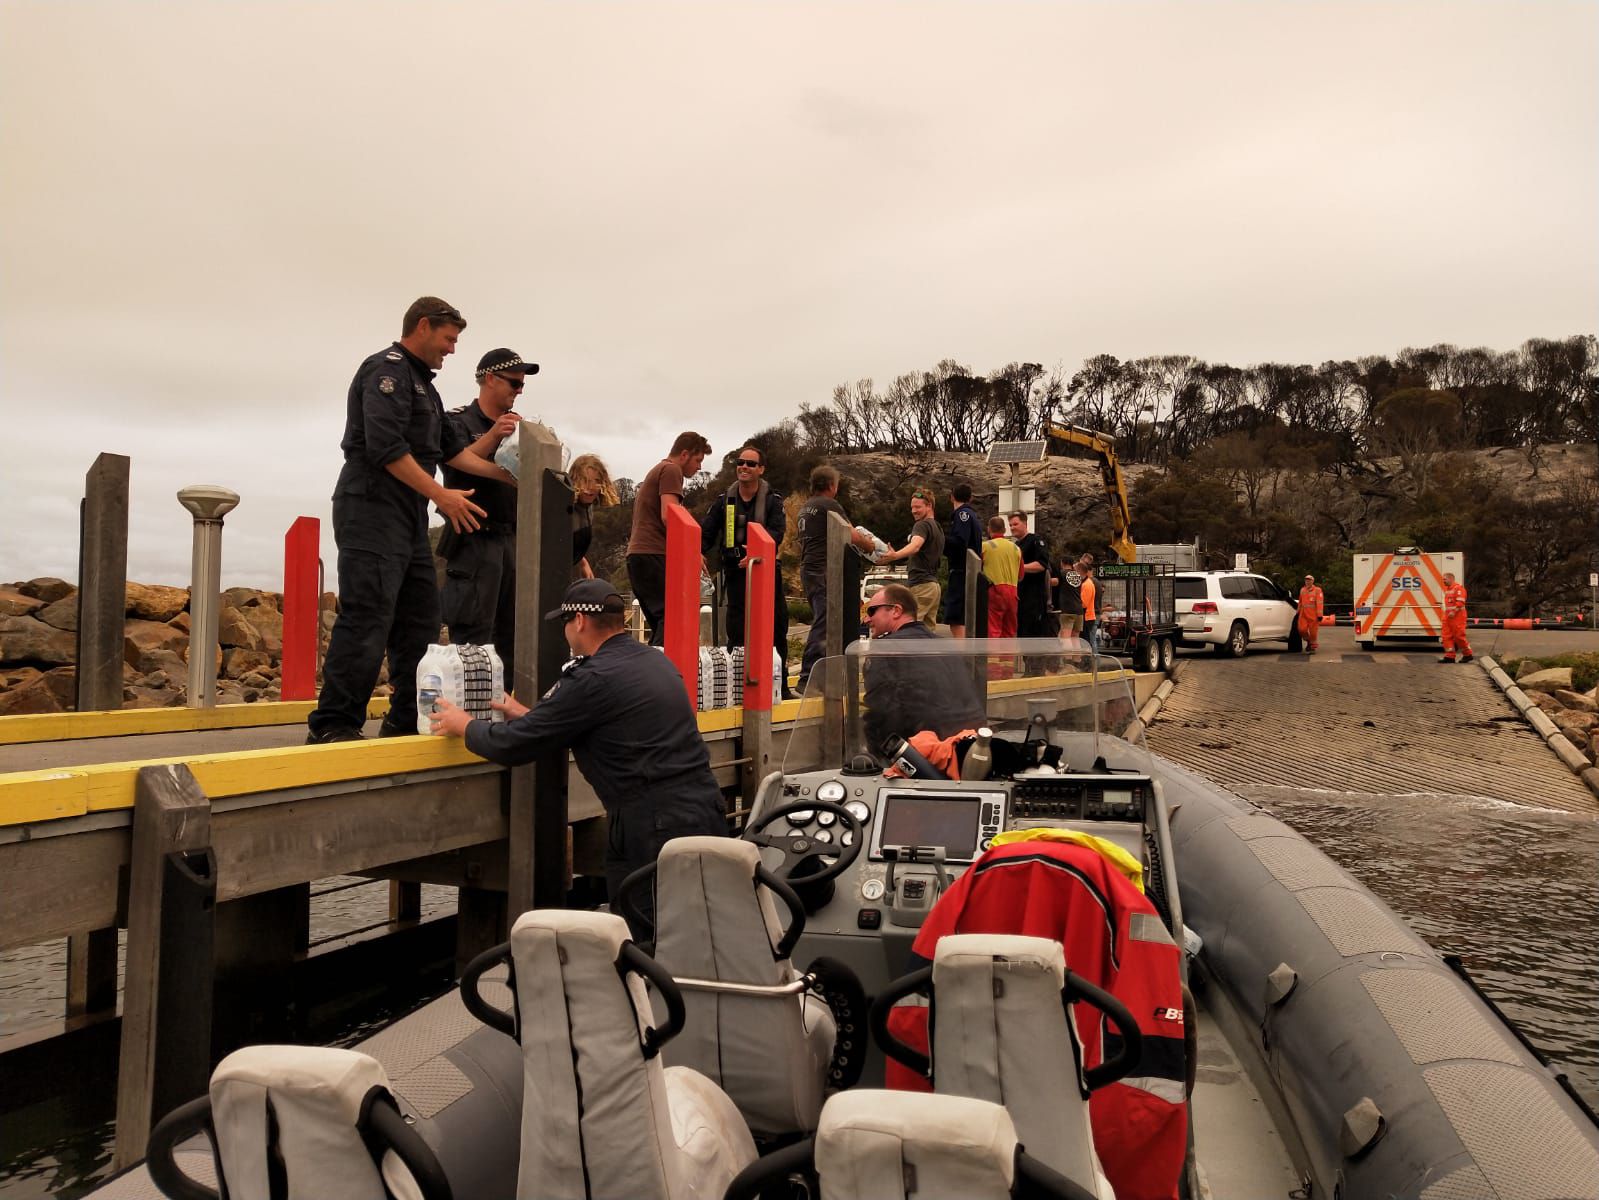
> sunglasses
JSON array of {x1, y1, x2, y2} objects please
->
[
  {"x1": 911, "y1": 491, "x2": 928, "y2": 500},
  {"x1": 736, "y1": 459, "x2": 761, "y2": 468},
  {"x1": 866, "y1": 602, "x2": 897, "y2": 616},
  {"x1": 495, "y1": 374, "x2": 526, "y2": 390},
  {"x1": 424, "y1": 306, "x2": 465, "y2": 325}
]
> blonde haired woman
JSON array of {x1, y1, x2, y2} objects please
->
[{"x1": 569, "y1": 453, "x2": 619, "y2": 579}]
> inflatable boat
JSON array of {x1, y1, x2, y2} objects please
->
[{"x1": 85, "y1": 638, "x2": 1599, "y2": 1200}]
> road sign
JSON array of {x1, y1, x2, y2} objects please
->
[
  {"x1": 1590, "y1": 573, "x2": 1598, "y2": 588},
  {"x1": 1234, "y1": 554, "x2": 1248, "y2": 571}
]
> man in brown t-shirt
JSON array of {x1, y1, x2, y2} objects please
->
[{"x1": 626, "y1": 431, "x2": 711, "y2": 645}]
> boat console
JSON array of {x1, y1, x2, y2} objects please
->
[{"x1": 748, "y1": 638, "x2": 1179, "y2": 1008}]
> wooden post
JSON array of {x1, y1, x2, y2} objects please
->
[
  {"x1": 507, "y1": 421, "x2": 569, "y2": 925},
  {"x1": 76, "y1": 452, "x2": 130, "y2": 713},
  {"x1": 389, "y1": 880, "x2": 422, "y2": 925},
  {"x1": 65, "y1": 927, "x2": 118, "y2": 1019},
  {"x1": 113, "y1": 764, "x2": 215, "y2": 1172},
  {"x1": 456, "y1": 885, "x2": 506, "y2": 977},
  {"x1": 741, "y1": 524, "x2": 776, "y2": 800},
  {"x1": 664, "y1": 504, "x2": 702, "y2": 707},
  {"x1": 822, "y1": 513, "x2": 860, "y2": 766},
  {"x1": 280, "y1": 516, "x2": 321, "y2": 701}
]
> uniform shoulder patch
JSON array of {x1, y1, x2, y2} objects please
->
[
  {"x1": 378, "y1": 376, "x2": 397, "y2": 394},
  {"x1": 413, "y1": 382, "x2": 427, "y2": 394},
  {"x1": 541, "y1": 679, "x2": 562, "y2": 701},
  {"x1": 385, "y1": 351, "x2": 403, "y2": 362}
]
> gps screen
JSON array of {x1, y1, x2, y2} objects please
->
[{"x1": 877, "y1": 795, "x2": 983, "y2": 860}]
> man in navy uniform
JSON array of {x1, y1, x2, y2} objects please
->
[
  {"x1": 306, "y1": 297, "x2": 515, "y2": 744},
  {"x1": 439, "y1": 347, "x2": 537, "y2": 687},
  {"x1": 941, "y1": 482, "x2": 983, "y2": 637},
  {"x1": 700, "y1": 443, "x2": 790, "y2": 692},
  {"x1": 429, "y1": 579, "x2": 729, "y2": 928}
]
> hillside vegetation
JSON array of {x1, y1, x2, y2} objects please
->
[{"x1": 591, "y1": 336, "x2": 1598, "y2": 615}]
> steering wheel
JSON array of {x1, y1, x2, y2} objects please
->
[{"x1": 743, "y1": 800, "x2": 864, "y2": 885}]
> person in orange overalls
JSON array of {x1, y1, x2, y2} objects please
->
[
  {"x1": 1297, "y1": 574, "x2": 1324, "y2": 653},
  {"x1": 1439, "y1": 571, "x2": 1474, "y2": 663}
]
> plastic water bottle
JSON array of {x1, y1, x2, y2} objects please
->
[
  {"x1": 416, "y1": 643, "x2": 506, "y2": 734},
  {"x1": 961, "y1": 726, "x2": 994, "y2": 782}
]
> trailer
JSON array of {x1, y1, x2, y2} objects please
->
[
  {"x1": 1353, "y1": 547, "x2": 1463, "y2": 650},
  {"x1": 1094, "y1": 560, "x2": 1179, "y2": 671}
]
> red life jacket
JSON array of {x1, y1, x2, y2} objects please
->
[{"x1": 884, "y1": 841, "x2": 1187, "y2": 1200}]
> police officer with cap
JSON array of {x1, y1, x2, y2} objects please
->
[
  {"x1": 429, "y1": 578, "x2": 729, "y2": 932},
  {"x1": 308, "y1": 297, "x2": 517, "y2": 744},
  {"x1": 439, "y1": 348, "x2": 537, "y2": 687}
]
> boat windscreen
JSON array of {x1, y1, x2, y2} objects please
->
[{"x1": 782, "y1": 636, "x2": 1150, "y2": 777}]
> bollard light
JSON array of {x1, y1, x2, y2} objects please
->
[{"x1": 177, "y1": 485, "x2": 240, "y2": 708}]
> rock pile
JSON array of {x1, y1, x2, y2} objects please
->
[
  {"x1": 1515, "y1": 663, "x2": 1599, "y2": 765},
  {"x1": 0, "y1": 578, "x2": 360, "y2": 715}
]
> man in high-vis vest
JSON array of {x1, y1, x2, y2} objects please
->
[
  {"x1": 1297, "y1": 574, "x2": 1324, "y2": 653},
  {"x1": 1439, "y1": 571, "x2": 1474, "y2": 663}
]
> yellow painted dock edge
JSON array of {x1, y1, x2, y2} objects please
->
[
  {"x1": 0, "y1": 672, "x2": 1128, "y2": 828},
  {"x1": 0, "y1": 697, "x2": 392, "y2": 746}
]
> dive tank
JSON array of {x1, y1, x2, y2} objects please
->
[
  {"x1": 416, "y1": 643, "x2": 507, "y2": 734},
  {"x1": 960, "y1": 726, "x2": 994, "y2": 781}
]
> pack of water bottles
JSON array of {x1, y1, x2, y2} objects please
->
[
  {"x1": 696, "y1": 645, "x2": 784, "y2": 711},
  {"x1": 416, "y1": 643, "x2": 507, "y2": 734}
]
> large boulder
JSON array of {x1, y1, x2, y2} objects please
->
[
  {"x1": 124, "y1": 618, "x2": 188, "y2": 668},
  {"x1": 0, "y1": 586, "x2": 43, "y2": 617},
  {"x1": 0, "y1": 666, "x2": 76, "y2": 715},
  {"x1": 18, "y1": 577, "x2": 74, "y2": 603},
  {"x1": 1518, "y1": 667, "x2": 1574, "y2": 693},
  {"x1": 222, "y1": 648, "x2": 273, "y2": 679},
  {"x1": 223, "y1": 587, "x2": 277, "y2": 611},
  {"x1": 1553, "y1": 688, "x2": 1598, "y2": 714},
  {"x1": 218, "y1": 606, "x2": 266, "y2": 651},
  {"x1": 247, "y1": 606, "x2": 284, "y2": 655},
  {"x1": 130, "y1": 646, "x2": 188, "y2": 679},
  {"x1": 36, "y1": 595, "x2": 78, "y2": 631},
  {"x1": 169, "y1": 611, "x2": 191, "y2": 634},
  {"x1": 126, "y1": 582, "x2": 189, "y2": 622},
  {"x1": 1555, "y1": 715, "x2": 1597, "y2": 748},
  {"x1": 0, "y1": 615, "x2": 77, "y2": 667},
  {"x1": 125, "y1": 684, "x2": 184, "y2": 709}
]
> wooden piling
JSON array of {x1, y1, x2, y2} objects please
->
[
  {"x1": 112, "y1": 763, "x2": 215, "y2": 1171},
  {"x1": 76, "y1": 452, "x2": 130, "y2": 713},
  {"x1": 507, "y1": 421, "x2": 570, "y2": 924}
]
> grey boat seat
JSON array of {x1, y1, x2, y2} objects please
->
[
  {"x1": 873, "y1": 934, "x2": 1124, "y2": 1199},
  {"x1": 723, "y1": 1090, "x2": 1103, "y2": 1200},
  {"x1": 621, "y1": 835, "x2": 864, "y2": 1138},
  {"x1": 499, "y1": 908, "x2": 758, "y2": 1200},
  {"x1": 144, "y1": 1044, "x2": 452, "y2": 1200}
]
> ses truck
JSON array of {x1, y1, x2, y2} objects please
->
[{"x1": 1353, "y1": 547, "x2": 1463, "y2": 650}]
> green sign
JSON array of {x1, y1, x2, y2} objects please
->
[{"x1": 1098, "y1": 562, "x2": 1157, "y2": 578}]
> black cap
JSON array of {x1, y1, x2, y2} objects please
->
[
  {"x1": 544, "y1": 578, "x2": 627, "y2": 622},
  {"x1": 475, "y1": 348, "x2": 540, "y2": 378}
]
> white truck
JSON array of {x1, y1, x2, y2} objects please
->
[{"x1": 1353, "y1": 547, "x2": 1463, "y2": 650}]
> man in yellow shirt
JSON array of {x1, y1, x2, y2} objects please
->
[{"x1": 981, "y1": 515, "x2": 1020, "y2": 638}]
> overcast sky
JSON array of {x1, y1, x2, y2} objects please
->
[{"x1": 3, "y1": 1, "x2": 1595, "y2": 591}]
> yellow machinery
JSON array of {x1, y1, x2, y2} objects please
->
[{"x1": 1043, "y1": 423, "x2": 1137, "y2": 564}]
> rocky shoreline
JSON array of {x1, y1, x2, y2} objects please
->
[
  {"x1": 0, "y1": 578, "x2": 373, "y2": 715},
  {"x1": 1512, "y1": 662, "x2": 1599, "y2": 766}
]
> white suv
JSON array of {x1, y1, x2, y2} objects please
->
[{"x1": 1174, "y1": 571, "x2": 1298, "y2": 656}]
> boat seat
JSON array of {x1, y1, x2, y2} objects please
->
[
  {"x1": 144, "y1": 1044, "x2": 451, "y2": 1200},
  {"x1": 723, "y1": 1090, "x2": 1102, "y2": 1200},
  {"x1": 874, "y1": 934, "x2": 1125, "y2": 1199},
  {"x1": 621, "y1": 836, "x2": 865, "y2": 1138},
  {"x1": 498, "y1": 908, "x2": 758, "y2": 1200}
]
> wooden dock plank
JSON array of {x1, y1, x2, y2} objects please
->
[{"x1": 0, "y1": 697, "x2": 391, "y2": 746}]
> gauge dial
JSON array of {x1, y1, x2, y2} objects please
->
[
  {"x1": 785, "y1": 809, "x2": 815, "y2": 826},
  {"x1": 815, "y1": 809, "x2": 837, "y2": 827},
  {"x1": 813, "y1": 828, "x2": 834, "y2": 844},
  {"x1": 845, "y1": 800, "x2": 871, "y2": 825},
  {"x1": 816, "y1": 781, "x2": 847, "y2": 805},
  {"x1": 840, "y1": 830, "x2": 855, "y2": 847}
]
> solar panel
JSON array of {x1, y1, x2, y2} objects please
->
[{"x1": 985, "y1": 440, "x2": 1048, "y2": 464}]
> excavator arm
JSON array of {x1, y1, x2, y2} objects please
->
[{"x1": 1043, "y1": 423, "x2": 1137, "y2": 564}]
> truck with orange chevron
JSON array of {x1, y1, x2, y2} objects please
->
[{"x1": 1352, "y1": 547, "x2": 1464, "y2": 650}]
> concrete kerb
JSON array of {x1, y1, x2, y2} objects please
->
[
  {"x1": 1137, "y1": 661, "x2": 1181, "y2": 726},
  {"x1": 1479, "y1": 655, "x2": 1599, "y2": 800}
]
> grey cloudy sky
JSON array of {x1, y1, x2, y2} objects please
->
[{"x1": 3, "y1": 1, "x2": 1595, "y2": 590}]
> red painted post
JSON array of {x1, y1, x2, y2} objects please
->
[
  {"x1": 280, "y1": 517, "x2": 320, "y2": 701},
  {"x1": 743, "y1": 523, "x2": 775, "y2": 713},
  {"x1": 665, "y1": 504, "x2": 701, "y2": 708}
]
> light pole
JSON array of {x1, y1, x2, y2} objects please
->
[{"x1": 177, "y1": 485, "x2": 240, "y2": 708}]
